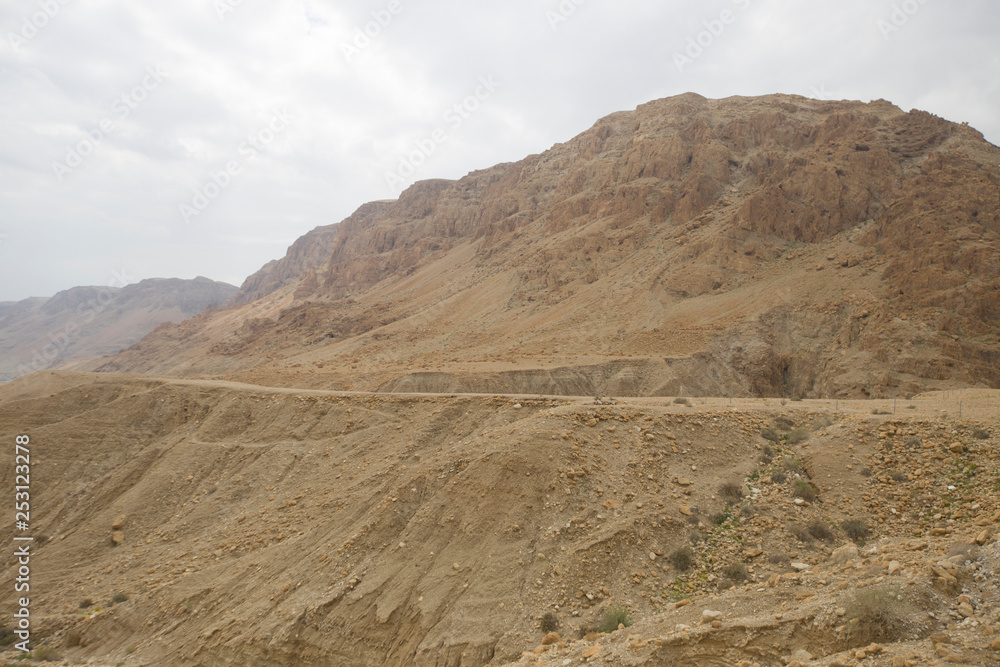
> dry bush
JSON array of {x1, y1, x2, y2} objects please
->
[
  {"x1": 540, "y1": 612, "x2": 559, "y2": 633},
  {"x1": 771, "y1": 471, "x2": 788, "y2": 484},
  {"x1": 719, "y1": 482, "x2": 744, "y2": 502},
  {"x1": 786, "y1": 427, "x2": 810, "y2": 444},
  {"x1": 721, "y1": 563, "x2": 748, "y2": 582},
  {"x1": 670, "y1": 546, "x2": 696, "y2": 571},
  {"x1": 788, "y1": 524, "x2": 813, "y2": 542},
  {"x1": 598, "y1": 606, "x2": 632, "y2": 633},
  {"x1": 842, "y1": 519, "x2": 870, "y2": 544},
  {"x1": 807, "y1": 521, "x2": 835, "y2": 541},
  {"x1": 792, "y1": 479, "x2": 816, "y2": 502},
  {"x1": 844, "y1": 586, "x2": 908, "y2": 647}
]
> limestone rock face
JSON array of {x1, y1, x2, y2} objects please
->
[{"x1": 91, "y1": 93, "x2": 1000, "y2": 398}]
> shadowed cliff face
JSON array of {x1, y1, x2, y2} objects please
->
[{"x1": 92, "y1": 94, "x2": 1000, "y2": 398}]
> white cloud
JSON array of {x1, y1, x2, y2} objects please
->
[{"x1": 0, "y1": 0, "x2": 997, "y2": 300}]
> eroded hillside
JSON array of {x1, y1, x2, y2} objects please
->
[{"x1": 1, "y1": 372, "x2": 998, "y2": 666}]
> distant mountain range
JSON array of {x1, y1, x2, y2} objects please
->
[{"x1": 0, "y1": 277, "x2": 237, "y2": 381}]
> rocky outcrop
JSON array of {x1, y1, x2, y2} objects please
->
[{"x1": 92, "y1": 94, "x2": 1000, "y2": 397}]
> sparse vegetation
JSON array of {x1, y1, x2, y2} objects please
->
[
  {"x1": 673, "y1": 397, "x2": 689, "y2": 405},
  {"x1": 860, "y1": 467, "x2": 873, "y2": 477},
  {"x1": 788, "y1": 524, "x2": 813, "y2": 542},
  {"x1": 842, "y1": 519, "x2": 870, "y2": 544},
  {"x1": 807, "y1": 521, "x2": 835, "y2": 541},
  {"x1": 844, "y1": 586, "x2": 908, "y2": 647},
  {"x1": 786, "y1": 427, "x2": 810, "y2": 444},
  {"x1": 767, "y1": 552, "x2": 789, "y2": 565},
  {"x1": 670, "y1": 546, "x2": 696, "y2": 571},
  {"x1": 111, "y1": 592, "x2": 129, "y2": 605},
  {"x1": 782, "y1": 457, "x2": 804, "y2": 474},
  {"x1": 721, "y1": 563, "x2": 748, "y2": 582},
  {"x1": 710, "y1": 512, "x2": 728, "y2": 525},
  {"x1": 78, "y1": 598, "x2": 94, "y2": 609},
  {"x1": 30, "y1": 645, "x2": 61, "y2": 661},
  {"x1": 540, "y1": 611, "x2": 559, "y2": 633},
  {"x1": 771, "y1": 471, "x2": 788, "y2": 484},
  {"x1": 719, "y1": 482, "x2": 744, "y2": 502},
  {"x1": 0, "y1": 626, "x2": 16, "y2": 646},
  {"x1": 792, "y1": 479, "x2": 816, "y2": 502},
  {"x1": 688, "y1": 531, "x2": 704, "y2": 545},
  {"x1": 890, "y1": 472, "x2": 907, "y2": 482},
  {"x1": 972, "y1": 428, "x2": 990, "y2": 440},
  {"x1": 598, "y1": 606, "x2": 632, "y2": 633},
  {"x1": 761, "y1": 428, "x2": 781, "y2": 443}
]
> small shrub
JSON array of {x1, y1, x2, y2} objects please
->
[
  {"x1": 711, "y1": 512, "x2": 728, "y2": 526},
  {"x1": 890, "y1": 472, "x2": 907, "y2": 482},
  {"x1": 782, "y1": 457, "x2": 804, "y2": 474},
  {"x1": 808, "y1": 521, "x2": 835, "y2": 541},
  {"x1": 719, "y1": 482, "x2": 744, "y2": 502},
  {"x1": 775, "y1": 416, "x2": 795, "y2": 430},
  {"x1": 688, "y1": 531, "x2": 704, "y2": 545},
  {"x1": 31, "y1": 645, "x2": 61, "y2": 661},
  {"x1": 739, "y1": 503, "x2": 755, "y2": 518},
  {"x1": 972, "y1": 428, "x2": 990, "y2": 440},
  {"x1": 842, "y1": 519, "x2": 870, "y2": 544},
  {"x1": 790, "y1": 396, "x2": 803, "y2": 402},
  {"x1": 598, "y1": 606, "x2": 633, "y2": 633},
  {"x1": 577, "y1": 625, "x2": 598, "y2": 639},
  {"x1": 0, "y1": 626, "x2": 16, "y2": 646},
  {"x1": 860, "y1": 467, "x2": 872, "y2": 477},
  {"x1": 78, "y1": 598, "x2": 94, "y2": 609},
  {"x1": 771, "y1": 471, "x2": 788, "y2": 484},
  {"x1": 670, "y1": 546, "x2": 696, "y2": 571},
  {"x1": 767, "y1": 552, "x2": 789, "y2": 565},
  {"x1": 906, "y1": 405, "x2": 916, "y2": 410},
  {"x1": 786, "y1": 427, "x2": 810, "y2": 444},
  {"x1": 761, "y1": 428, "x2": 781, "y2": 443},
  {"x1": 540, "y1": 612, "x2": 559, "y2": 633},
  {"x1": 792, "y1": 479, "x2": 816, "y2": 502},
  {"x1": 673, "y1": 397, "x2": 689, "y2": 405},
  {"x1": 111, "y1": 592, "x2": 129, "y2": 605},
  {"x1": 721, "y1": 563, "x2": 748, "y2": 582},
  {"x1": 844, "y1": 586, "x2": 907, "y2": 647},
  {"x1": 905, "y1": 437, "x2": 921, "y2": 448},
  {"x1": 789, "y1": 524, "x2": 813, "y2": 542}
]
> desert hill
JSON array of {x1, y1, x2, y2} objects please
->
[
  {"x1": 0, "y1": 277, "x2": 237, "y2": 382},
  {"x1": 1, "y1": 372, "x2": 998, "y2": 666},
  {"x1": 91, "y1": 93, "x2": 1000, "y2": 398}
]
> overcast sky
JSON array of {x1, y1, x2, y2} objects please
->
[{"x1": 0, "y1": 0, "x2": 997, "y2": 301}]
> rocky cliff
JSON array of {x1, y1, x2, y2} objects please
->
[{"x1": 93, "y1": 94, "x2": 1000, "y2": 398}]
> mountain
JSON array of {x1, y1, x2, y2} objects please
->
[
  {"x1": 92, "y1": 93, "x2": 1000, "y2": 397},
  {"x1": 0, "y1": 277, "x2": 238, "y2": 381}
]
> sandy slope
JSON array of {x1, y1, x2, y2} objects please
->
[{"x1": 1, "y1": 372, "x2": 998, "y2": 666}]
